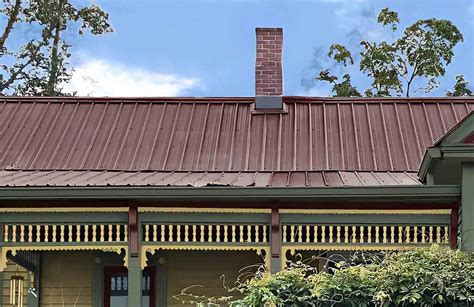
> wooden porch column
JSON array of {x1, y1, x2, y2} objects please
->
[
  {"x1": 128, "y1": 255, "x2": 143, "y2": 307},
  {"x1": 128, "y1": 206, "x2": 142, "y2": 306},
  {"x1": 270, "y1": 208, "x2": 281, "y2": 273}
]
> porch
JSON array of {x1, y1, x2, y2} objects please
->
[{"x1": 0, "y1": 207, "x2": 456, "y2": 307}]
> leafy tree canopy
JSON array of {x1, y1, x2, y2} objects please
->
[
  {"x1": 316, "y1": 8, "x2": 471, "y2": 97},
  {"x1": 0, "y1": 0, "x2": 112, "y2": 96},
  {"x1": 447, "y1": 75, "x2": 473, "y2": 97}
]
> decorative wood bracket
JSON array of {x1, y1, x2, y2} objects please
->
[
  {"x1": 141, "y1": 245, "x2": 270, "y2": 270},
  {"x1": 0, "y1": 245, "x2": 128, "y2": 272}
]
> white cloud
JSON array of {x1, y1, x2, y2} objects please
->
[{"x1": 64, "y1": 59, "x2": 200, "y2": 96}]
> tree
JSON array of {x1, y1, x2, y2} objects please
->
[
  {"x1": 0, "y1": 0, "x2": 112, "y2": 96},
  {"x1": 447, "y1": 75, "x2": 473, "y2": 96},
  {"x1": 316, "y1": 8, "x2": 466, "y2": 97}
]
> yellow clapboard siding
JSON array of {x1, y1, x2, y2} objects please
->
[
  {"x1": 40, "y1": 252, "x2": 94, "y2": 307},
  {"x1": 39, "y1": 287, "x2": 93, "y2": 296},
  {"x1": 2, "y1": 260, "x2": 29, "y2": 306},
  {"x1": 40, "y1": 294, "x2": 93, "y2": 304},
  {"x1": 166, "y1": 250, "x2": 262, "y2": 306}
]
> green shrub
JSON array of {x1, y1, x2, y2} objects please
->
[{"x1": 179, "y1": 246, "x2": 474, "y2": 306}]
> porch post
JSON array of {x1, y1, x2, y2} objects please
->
[
  {"x1": 270, "y1": 208, "x2": 281, "y2": 273},
  {"x1": 461, "y1": 162, "x2": 474, "y2": 252},
  {"x1": 128, "y1": 206, "x2": 142, "y2": 306},
  {"x1": 128, "y1": 255, "x2": 143, "y2": 306}
]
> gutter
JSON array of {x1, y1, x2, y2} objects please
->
[{"x1": 0, "y1": 185, "x2": 461, "y2": 203}]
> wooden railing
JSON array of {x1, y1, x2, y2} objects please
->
[
  {"x1": 143, "y1": 223, "x2": 269, "y2": 244},
  {"x1": 282, "y1": 224, "x2": 450, "y2": 245},
  {"x1": 2, "y1": 224, "x2": 128, "y2": 244}
]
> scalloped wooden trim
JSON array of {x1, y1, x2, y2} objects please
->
[
  {"x1": 280, "y1": 244, "x2": 448, "y2": 268},
  {"x1": 0, "y1": 245, "x2": 128, "y2": 271},
  {"x1": 279, "y1": 209, "x2": 451, "y2": 215},
  {"x1": 141, "y1": 245, "x2": 270, "y2": 270}
]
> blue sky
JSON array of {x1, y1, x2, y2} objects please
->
[{"x1": 67, "y1": 0, "x2": 474, "y2": 97}]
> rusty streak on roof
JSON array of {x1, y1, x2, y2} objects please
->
[
  {"x1": 1, "y1": 97, "x2": 473, "y2": 174},
  {"x1": 0, "y1": 170, "x2": 421, "y2": 187}
]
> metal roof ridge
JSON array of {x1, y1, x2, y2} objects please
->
[
  {"x1": 2, "y1": 96, "x2": 473, "y2": 104},
  {"x1": 1, "y1": 96, "x2": 255, "y2": 103},
  {"x1": 0, "y1": 169, "x2": 420, "y2": 173}
]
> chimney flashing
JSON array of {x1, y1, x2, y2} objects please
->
[{"x1": 255, "y1": 96, "x2": 283, "y2": 109}]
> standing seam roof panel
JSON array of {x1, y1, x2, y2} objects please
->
[{"x1": 1, "y1": 98, "x2": 473, "y2": 172}]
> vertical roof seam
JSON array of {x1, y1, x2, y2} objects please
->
[{"x1": 129, "y1": 103, "x2": 152, "y2": 170}]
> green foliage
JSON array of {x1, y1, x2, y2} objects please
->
[
  {"x1": 313, "y1": 245, "x2": 474, "y2": 306},
  {"x1": 378, "y1": 8, "x2": 399, "y2": 31},
  {"x1": 447, "y1": 75, "x2": 473, "y2": 96},
  {"x1": 182, "y1": 246, "x2": 474, "y2": 306},
  {"x1": 328, "y1": 44, "x2": 354, "y2": 66},
  {"x1": 316, "y1": 8, "x2": 466, "y2": 97},
  {"x1": 316, "y1": 71, "x2": 361, "y2": 97},
  {"x1": 0, "y1": 0, "x2": 112, "y2": 95}
]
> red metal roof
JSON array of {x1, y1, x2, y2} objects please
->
[
  {"x1": 1, "y1": 97, "x2": 473, "y2": 173},
  {"x1": 0, "y1": 170, "x2": 421, "y2": 187}
]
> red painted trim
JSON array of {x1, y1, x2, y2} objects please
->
[
  {"x1": 104, "y1": 266, "x2": 155, "y2": 307},
  {"x1": 450, "y1": 208, "x2": 459, "y2": 249},
  {"x1": 462, "y1": 132, "x2": 474, "y2": 144},
  {"x1": 129, "y1": 206, "x2": 139, "y2": 257},
  {"x1": 271, "y1": 208, "x2": 280, "y2": 258}
]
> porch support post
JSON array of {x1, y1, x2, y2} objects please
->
[
  {"x1": 128, "y1": 255, "x2": 143, "y2": 307},
  {"x1": 128, "y1": 206, "x2": 142, "y2": 306},
  {"x1": 270, "y1": 208, "x2": 281, "y2": 273},
  {"x1": 461, "y1": 162, "x2": 474, "y2": 252}
]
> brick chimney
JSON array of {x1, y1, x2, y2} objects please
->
[{"x1": 255, "y1": 28, "x2": 283, "y2": 109}]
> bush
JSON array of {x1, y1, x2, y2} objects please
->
[{"x1": 179, "y1": 245, "x2": 474, "y2": 306}]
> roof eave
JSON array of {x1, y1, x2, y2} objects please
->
[
  {"x1": 418, "y1": 145, "x2": 474, "y2": 182},
  {"x1": 0, "y1": 185, "x2": 461, "y2": 205}
]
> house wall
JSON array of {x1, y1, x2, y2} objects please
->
[
  {"x1": 165, "y1": 250, "x2": 263, "y2": 306},
  {"x1": 1, "y1": 260, "x2": 29, "y2": 306},
  {"x1": 40, "y1": 251, "x2": 95, "y2": 307}
]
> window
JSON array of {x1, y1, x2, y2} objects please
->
[{"x1": 104, "y1": 267, "x2": 155, "y2": 307}]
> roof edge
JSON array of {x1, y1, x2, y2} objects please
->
[
  {"x1": 0, "y1": 185, "x2": 460, "y2": 203},
  {"x1": 2, "y1": 95, "x2": 474, "y2": 104}
]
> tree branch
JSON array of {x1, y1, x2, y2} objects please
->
[
  {"x1": 0, "y1": 57, "x2": 33, "y2": 92},
  {"x1": 46, "y1": 1, "x2": 64, "y2": 95},
  {"x1": 0, "y1": 0, "x2": 22, "y2": 52},
  {"x1": 405, "y1": 62, "x2": 419, "y2": 97}
]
